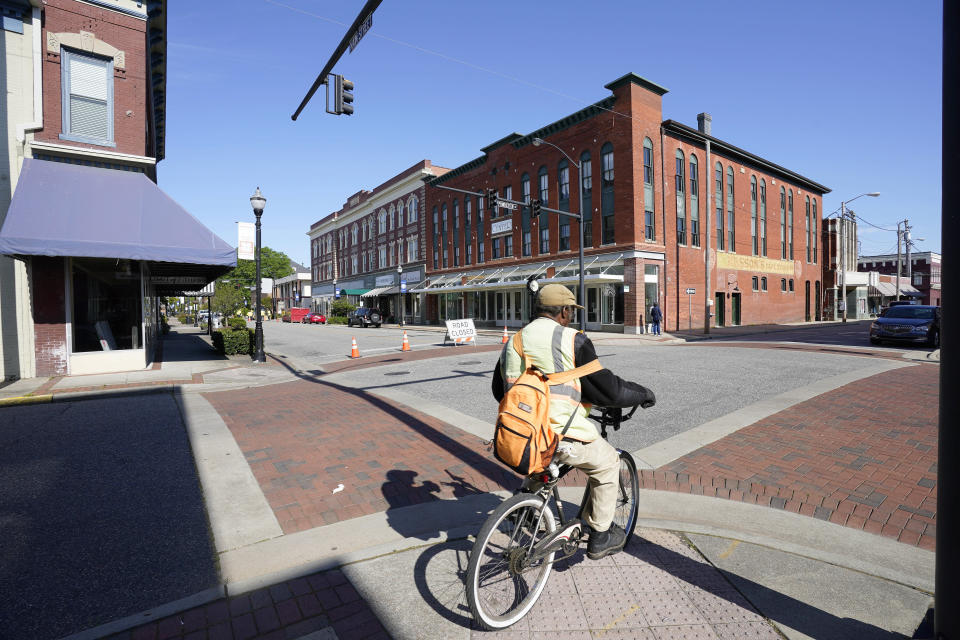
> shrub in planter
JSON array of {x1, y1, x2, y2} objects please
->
[
  {"x1": 212, "y1": 328, "x2": 254, "y2": 355},
  {"x1": 326, "y1": 316, "x2": 348, "y2": 325},
  {"x1": 228, "y1": 317, "x2": 247, "y2": 331}
]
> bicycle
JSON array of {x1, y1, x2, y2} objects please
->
[{"x1": 465, "y1": 404, "x2": 641, "y2": 630}]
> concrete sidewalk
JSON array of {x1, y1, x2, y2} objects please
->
[{"x1": 0, "y1": 324, "x2": 937, "y2": 639}]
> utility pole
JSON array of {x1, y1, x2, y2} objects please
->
[
  {"x1": 905, "y1": 219, "x2": 913, "y2": 285},
  {"x1": 840, "y1": 202, "x2": 847, "y2": 322},
  {"x1": 896, "y1": 220, "x2": 903, "y2": 301}
]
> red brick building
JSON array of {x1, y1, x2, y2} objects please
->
[
  {"x1": 0, "y1": 0, "x2": 234, "y2": 378},
  {"x1": 421, "y1": 73, "x2": 830, "y2": 333}
]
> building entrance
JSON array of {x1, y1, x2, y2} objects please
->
[
  {"x1": 731, "y1": 292, "x2": 741, "y2": 326},
  {"x1": 805, "y1": 281, "x2": 811, "y2": 321},
  {"x1": 714, "y1": 292, "x2": 725, "y2": 327}
]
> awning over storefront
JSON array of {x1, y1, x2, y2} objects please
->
[
  {"x1": 340, "y1": 288, "x2": 370, "y2": 296},
  {"x1": 0, "y1": 159, "x2": 236, "y2": 269},
  {"x1": 362, "y1": 285, "x2": 394, "y2": 298},
  {"x1": 869, "y1": 282, "x2": 921, "y2": 297}
]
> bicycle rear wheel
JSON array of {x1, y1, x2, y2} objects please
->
[
  {"x1": 613, "y1": 450, "x2": 640, "y2": 540},
  {"x1": 466, "y1": 493, "x2": 556, "y2": 630}
]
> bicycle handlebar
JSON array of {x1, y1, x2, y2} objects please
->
[{"x1": 587, "y1": 404, "x2": 640, "y2": 438}]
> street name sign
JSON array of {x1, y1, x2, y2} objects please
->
[
  {"x1": 497, "y1": 202, "x2": 518, "y2": 211},
  {"x1": 349, "y1": 13, "x2": 372, "y2": 52},
  {"x1": 685, "y1": 287, "x2": 696, "y2": 294}
]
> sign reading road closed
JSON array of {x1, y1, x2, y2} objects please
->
[{"x1": 444, "y1": 318, "x2": 477, "y2": 346}]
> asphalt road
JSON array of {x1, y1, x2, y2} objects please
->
[
  {"x1": 313, "y1": 340, "x2": 889, "y2": 454},
  {"x1": 0, "y1": 394, "x2": 219, "y2": 640}
]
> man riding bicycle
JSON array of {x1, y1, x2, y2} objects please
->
[{"x1": 492, "y1": 284, "x2": 656, "y2": 560}]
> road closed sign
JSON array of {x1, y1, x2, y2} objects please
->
[{"x1": 445, "y1": 318, "x2": 477, "y2": 345}]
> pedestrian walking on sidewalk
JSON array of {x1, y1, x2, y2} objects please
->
[{"x1": 650, "y1": 301, "x2": 662, "y2": 336}]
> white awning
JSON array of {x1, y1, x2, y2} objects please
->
[{"x1": 361, "y1": 286, "x2": 394, "y2": 297}]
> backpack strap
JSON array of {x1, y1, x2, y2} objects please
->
[
  {"x1": 511, "y1": 331, "x2": 530, "y2": 371},
  {"x1": 545, "y1": 358, "x2": 602, "y2": 385}
]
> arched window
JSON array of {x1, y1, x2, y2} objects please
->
[
  {"x1": 788, "y1": 190, "x2": 794, "y2": 260},
  {"x1": 408, "y1": 196, "x2": 419, "y2": 223},
  {"x1": 351, "y1": 223, "x2": 358, "y2": 245},
  {"x1": 581, "y1": 150, "x2": 593, "y2": 248},
  {"x1": 751, "y1": 176, "x2": 758, "y2": 255},
  {"x1": 441, "y1": 203, "x2": 448, "y2": 268},
  {"x1": 464, "y1": 197, "x2": 473, "y2": 265},
  {"x1": 812, "y1": 199, "x2": 818, "y2": 264},
  {"x1": 397, "y1": 200, "x2": 405, "y2": 227},
  {"x1": 378, "y1": 210, "x2": 387, "y2": 234},
  {"x1": 761, "y1": 276, "x2": 768, "y2": 291},
  {"x1": 715, "y1": 162, "x2": 724, "y2": 251},
  {"x1": 521, "y1": 173, "x2": 532, "y2": 256},
  {"x1": 538, "y1": 165, "x2": 549, "y2": 253},
  {"x1": 453, "y1": 199, "x2": 460, "y2": 266},
  {"x1": 675, "y1": 149, "x2": 686, "y2": 245},
  {"x1": 760, "y1": 179, "x2": 767, "y2": 257},
  {"x1": 689, "y1": 154, "x2": 699, "y2": 247},
  {"x1": 726, "y1": 166, "x2": 735, "y2": 253},
  {"x1": 432, "y1": 206, "x2": 439, "y2": 268},
  {"x1": 558, "y1": 159, "x2": 570, "y2": 250},
  {"x1": 389, "y1": 205, "x2": 396, "y2": 231},
  {"x1": 779, "y1": 187, "x2": 786, "y2": 259},
  {"x1": 642, "y1": 138, "x2": 655, "y2": 241},
  {"x1": 805, "y1": 196, "x2": 811, "y2": 263},
  {"x1": 601, "y1": 142, "x2": 615, "y2": 245}
]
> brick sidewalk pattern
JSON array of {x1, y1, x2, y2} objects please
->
[
  {"x1": 648, "y1": 363, "x2": 938, "y2": 550},
  {"x1": 107, "y1": 566, "x2": 387, "y2": 640}
]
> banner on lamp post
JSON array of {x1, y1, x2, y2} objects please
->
[{"x1": 237, "y1": 222, "x2": 256, "y2": 260}]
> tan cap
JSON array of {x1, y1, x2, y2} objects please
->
[{"x1": 537, "y1": 284, "x2": 583, "y2": 309}]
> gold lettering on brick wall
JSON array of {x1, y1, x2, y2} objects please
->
[{"x1": 716, "y1": 252, "x2": 795, "y2": 275}]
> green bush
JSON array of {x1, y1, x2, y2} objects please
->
[
  {"x1": 228, "y1": 317, "x2": 247, "y2": 331},
  {"x1": 330, "y1": 301, "x2": 355, "y2": 317},
  {"x1": 212, "y1": 328, "x2": 254, "y2": 355},
  {"x1": 326, "y1": 315, "x2": 348, "y2": 325}
]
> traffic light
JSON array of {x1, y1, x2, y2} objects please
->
[
  {"x1": 334, "y1": 75, "x2": 354, "y2": 115},
  {"x1": 487, "y1": 188, "x2": 498, "y2": 213},
  {"x1": 531, "y1": 198, "x2": 542, "y2": 216}
]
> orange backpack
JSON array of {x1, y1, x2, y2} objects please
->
[{"x1": 494, "y1": 331, "x2": 602, "y2": 475}]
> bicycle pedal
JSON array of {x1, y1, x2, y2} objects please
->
[{"x1": 536, "y1": 521, "x2": 583, "y2": 556}]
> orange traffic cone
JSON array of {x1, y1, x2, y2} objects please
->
[
  {"x1": 401, "y1": 331, "x2": 411, "y2": 352},
  {"x1": 350, "y1": 337, "x2": 360, "y2": 359},
  {"x1": 502, "y1": 326, "x2": 509, "y2": 344}
]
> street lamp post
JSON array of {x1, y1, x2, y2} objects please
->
[
  {"x1": 250, "y1": 187, "x2": 267, "y2": 363},
  {"x1": 397, "y1": 262, "x2": 404, "y2": 327},
  {"x1": 532, "y1": 137, "x2": 586, "y2": 330},
  {"x1": 838, "y1": 192, "x2": 879, "y2": 322}
]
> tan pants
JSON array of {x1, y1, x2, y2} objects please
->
[{"x1": 553, "y1": 437, "x2": 621, "y2": 532}]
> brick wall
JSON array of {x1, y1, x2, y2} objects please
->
[
  {"x1": 31, "y1": 257, "x2": 68, "y2": 376},
  {"x1": 35, "y1": 0, "x2": 148, "y2": 157}
]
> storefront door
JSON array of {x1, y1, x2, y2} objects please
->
[
  {"x1": 731, "y1": 293, "x2": 741, "y2": 326},
  {"x1": 714, "y1": 292, "x2": 725, "y2": 327}
]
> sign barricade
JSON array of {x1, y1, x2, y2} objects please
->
[{"x1": 444, "y1": 318, "x2": 477, "y2": 346}]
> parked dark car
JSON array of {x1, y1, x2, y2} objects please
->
[
  {"x1": 870, "y1": 305, "x2": 940, "y2": 347},
  {"x1": 301, "y1": 312, "x2": 327, "y2": 324},
  {"x1": 347, "y1": 307, "x2": 381, "y2": 328}
]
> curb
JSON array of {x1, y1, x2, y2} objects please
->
[
  {"x1": 0, "y1": 393, "x2": 52, "y2": 407},
  {"x1": 0, "y1": 385, "x2": 175, "y2": 408}
]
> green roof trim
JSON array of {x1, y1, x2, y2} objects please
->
[
  {"x1": 511, "y1": 97, "x2": 617, "y2": 149},
  {"x1": 604, "y1": 72, "x2": 668, "y2": 96},
  {"x1": 662, "y1": 120, "x2": 831, "y2": 194},
  {"x1": 340, "y1": 288, "x2": 370, "y2": 295},
  {"x1": 480, "y1": 133, "x2": 524, "y2": 154}
]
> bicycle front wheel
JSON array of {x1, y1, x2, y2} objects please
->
[
  {"x1": 466, "y1": 493, "x2": 556, "y2": 630},
  {"x1": 613, "y1": 450, "x2": 640, "y2": 540}
]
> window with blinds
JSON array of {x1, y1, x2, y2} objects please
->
[{"x1": 61, "y1": 50, "x2": 113, "y2": 144}]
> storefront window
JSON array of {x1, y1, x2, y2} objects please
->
[
  {"x1": 72, "y1": 258, "x2": 142, "y2": 352},
  {"x1": 514, "y1": 291, "x2": 522, "y2": 321}
]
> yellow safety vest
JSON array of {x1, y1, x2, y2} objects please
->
[{"x1": 500, "y1": 317, "x2": 598, "y2": 442}]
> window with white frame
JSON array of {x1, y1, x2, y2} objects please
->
[
  {"x1": 378, "y1": 245, "x2": 386, "y2": 267},
  {"x1": 397, "y1": 201, "x2": 405, "y2": 226},
  {"x1": 408, "y1": 196, "x2": 419, "y2": 222},
  {"x1": 379, "y1": 211, "x2": 387, "y2": 234},
  {"x1": 408, "y1": 236, "x2": 417, "y2": 262},
  {"x1": 351, "y1": 224, "x2": 358, "y2": 245},
  {"x1": 61, "y1": 49, "x2": 114, "y2": 145}
]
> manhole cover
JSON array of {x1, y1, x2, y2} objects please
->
[
  {"x1": 383, "y1": 371, "x2": 411, "y2": 376},
  {"x1": 458, "y1": 361, "x2": 483, "y2": 365}
]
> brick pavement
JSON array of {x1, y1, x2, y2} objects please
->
[
  {"x1": 647, "y1": 363, "x2": 939, "y2": 550},
  {"x1": 105, "y1": 566, "x2": 388, "y2": 640}
]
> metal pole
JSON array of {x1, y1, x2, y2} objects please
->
[
  {"x1": 577, "y1": 160, "x2": 585, "y2": 331},
  {"x1": 840, "y1": 202, "x2": 847, "y2": 322},
  {"x1": 905, "y1": 219, "x2": 912, "y2": 287},
  {"x1": 896, "y1": 222, "x2": 902, "y2": 302},
  {"x1": 254, "y1": 209, "x2": 265, "y2": 363}
]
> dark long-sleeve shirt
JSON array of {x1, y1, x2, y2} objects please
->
[{"x1": 492, "y1": 331, "x2": 655, "y2": 409}]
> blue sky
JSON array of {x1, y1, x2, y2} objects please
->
[{"x1": 159, "y1": 1, "x2": 942, "y2": 267}]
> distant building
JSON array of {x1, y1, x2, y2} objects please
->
[
  {"x1": 308, "y1": 160, "x2": 450, "y2": 322},
  {"x1": 273, "y1": 261, "x2": 312, "y2": 313},
  {"x1": 859, "y1": 251, "x2": 940, "y2": 306}
]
